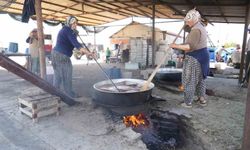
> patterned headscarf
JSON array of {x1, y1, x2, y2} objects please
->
[
  {"x1": 184, "y1": 8, "x2": 201, "y2": 23},
  {"x1": 65, "y1": 16, "x2": 78, "y2": 27}
]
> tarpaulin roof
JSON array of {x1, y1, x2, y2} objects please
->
[
  {"x1": 0, "y1": 0, "x2": 182, "y2": 26},
  {"x1": 1, "y1": 0, "x2": 249, "y2": 26}
]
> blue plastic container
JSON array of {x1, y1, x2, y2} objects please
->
[
  {"x1": 8, "y1": 42, "x2": 18, "y2": 53},
  {"x1": 209, "y1": 48, "x2": 215, "y2": 62},
  {"x1": 106, "y1": 67, "x2": 121, "y2": 79}
]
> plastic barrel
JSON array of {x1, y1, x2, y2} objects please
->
[
  {"x1": 106, "y1": 67, "x2": 121, "y2": 79},
  {"x1": 209, "y1": 48, "x2": 215, "y2": 62}
]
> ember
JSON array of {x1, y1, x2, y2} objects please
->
[{"x1": 123, "y1": 113, "x2": 149, "y2": 127}]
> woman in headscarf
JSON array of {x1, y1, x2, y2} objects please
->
[
  {"x1": 52, "y1": 16, "x2": 93, "y2": 98},
  {"x1": 169, "y1": 9, "x2": 210, "y2": 108}
]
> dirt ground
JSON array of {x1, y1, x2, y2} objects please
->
[{"x1": 0, "y1": 59, "x2": 247, "y2": 150}]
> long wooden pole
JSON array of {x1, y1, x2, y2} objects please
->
[
  {"x1": 35, "y1": 0, "x2": 46, "y2": 79},
  {"x1": 0, "y1": 53, "x2": 76, "y2": 105},
  {"x1": 141, "y1": 25, "x2": 184, "y2": 91}
]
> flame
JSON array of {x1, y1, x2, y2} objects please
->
[
  {"x1": 123, "y1": 113, "x2": 148, "y2": 127},
  {"x1": 178, "y1": 84, "x2": 184, "y2": 92}
]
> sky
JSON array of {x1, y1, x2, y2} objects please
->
[{"x1": 0, "y1": 14, "x2": 246, "y2": 53}]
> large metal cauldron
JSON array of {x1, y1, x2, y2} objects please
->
[
  {"x1": 92, "y1": 79, "x2": 154, "y2": 115},
  {"x1": 155, "y1": 68, "x2": 182, "y2": 82}
]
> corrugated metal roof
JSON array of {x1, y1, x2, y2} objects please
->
[{"x1": 159, "y1": 0, "x2": 249, "y2": 24}]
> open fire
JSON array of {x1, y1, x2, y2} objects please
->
[
  {"x1": 123, "y1": 113, "x2": 149, "y2": 127},
  {"x1": 122, "y1": 111, "x2": 188, "y2": 149},
  {"x1": 178, "y1": 84, "x2": 184, "y2": 92}
]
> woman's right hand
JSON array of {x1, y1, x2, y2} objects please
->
[
  {"x1": 169, "y1": 43, "x2": 177, "y2": 49},
  {"x1": 80, "y1": 48, "x2": 95, "y2": 59},
  {"x1": 87, "y1": 52, "x2": 97, "y2": 59}
]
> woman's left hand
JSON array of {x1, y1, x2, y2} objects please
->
[{"x1": 169, "y1": 43, "x2": 177, "y2": 49}]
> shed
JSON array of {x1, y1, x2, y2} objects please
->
[{"x1": 110, "y1": 21, "x2": 182, "y2": 67}]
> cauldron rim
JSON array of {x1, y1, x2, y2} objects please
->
[
  {"x1": 93, "y1": 78, "x2": 154, "y2": 93},
  {"x1": 157, "y1": 68, "x2": 182, "y2": 73}
]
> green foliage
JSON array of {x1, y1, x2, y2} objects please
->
[{"x1": 223, "y1": 42, "x2": 237, "y2": 48}]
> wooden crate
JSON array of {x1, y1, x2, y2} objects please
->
[{"x1": 18, "y1": 91, "x2": 61, "y2": 123}]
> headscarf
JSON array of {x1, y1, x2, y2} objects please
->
[
  {"x1": 31, "y1": 28, "x2": 37, "y2": 33},
  {"x1": 29, "y1": 28, "x2": 38, "y2": 44},
  {"x1": 184, "y1": 8, "x2": 201, "y2": 23},
  {"x1": 65, "y1": 16, "x2": 78, "y2": 27}
]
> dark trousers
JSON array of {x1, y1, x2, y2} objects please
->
[
  {"x1": 51, "y1": 50, "x2": 73, "y2": 96},
  {"x1": 106, "y1": 56, "x2": 110, "y2": 63}
]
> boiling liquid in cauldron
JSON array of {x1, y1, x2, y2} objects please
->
[{"x1": 98, "y1": 81, "x2": 141, "y2": 92}]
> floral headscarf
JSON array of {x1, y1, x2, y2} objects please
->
[
  {"x1": 184, "y1": 8, "x2": 201, "y2": 23},
  {"x1": 65, "y1": 16, "x2": 78, "y2": 27}
]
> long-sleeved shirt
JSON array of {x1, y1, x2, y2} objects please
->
[
  {"x1": 26, "y1": 36, "x2": 39, "y2": 58},
  {"x1": 53, "y1": 26, "x2": 82, "y2": 57}
]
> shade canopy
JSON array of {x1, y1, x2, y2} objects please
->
[{"x1": 0, "y1": 0, "x2": 249, "y2": 26}]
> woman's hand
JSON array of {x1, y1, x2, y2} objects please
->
[
  {"x1": 29, "y1": 32, "x2": 34, "y2": 38},
  {"x1": 169, "y1": 43, "x2": 190, "y2": 51},
  {"x1": 169, "y1": 43, "x2": 177, "y2": 49},
  {"x1": 87, "y1": 52, "x2": 97, "y2": 59},
  {"x1": 80, "y1": 48, "x2": 96, "y2": 59}
]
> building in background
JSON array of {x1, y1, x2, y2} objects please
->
[{"x1": 110, "y1": 21, "x2": 183, "y2": 68}]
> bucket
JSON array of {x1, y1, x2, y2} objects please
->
[
  {"x1": 8, "y1": 42, "x2": 18, "y2": 53},
  {"x1": 106, "y1": 67, "x2": 121, "y2": 79}
]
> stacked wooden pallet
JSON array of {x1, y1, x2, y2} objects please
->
[{"x1": 18, "y1": 90, "x2": 61, "y2": 123}]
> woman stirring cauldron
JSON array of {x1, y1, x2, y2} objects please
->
[{"x1": 169, "y1": 8, "x2": 210, "y2": 108}]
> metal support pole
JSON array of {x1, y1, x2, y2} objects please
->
[
  {"x1": 239, "y1": 3, "x2": 250, "y2": 83},
  {"x1": 242, "y1": 3, "x2": 250, "y2": 150},
  {"x1": 94, "y1": 27, "x2": 96, "y2": 51},
  {"x1": 242, "y1": 83, "x2": 250, "y2": 149},
  {"x1": 151, "y1": 0, "x2": 156, "y2": 67}
]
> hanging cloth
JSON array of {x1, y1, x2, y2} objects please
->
[{"x1": 21, "y1": 0, "x2": 36, "y2": 23}]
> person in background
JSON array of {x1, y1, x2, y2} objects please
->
[
  {"x1": 106, "y1": 47, "x2": 111, "y2": 63},
  {"x1": 26, "y1": 28, "x2": 40, "y2": 75},
  {"x1": 51, "y1": 16, "x2": 94, "y2": 98},
  {"x1": 231, "y1": 44, "x2": 241, "y2": 69},
  {"x1": 122, "y1": 47, "x2": 130, "y2": 63},
  {"x1": 215, "y1": 52, "x2": 222, "y2": 62},
  {"x1": 86, "y1": 43, "x2": 97, "y2": 66},
  {"x1": 216, "y1": 45, "x2": 229, "y2": 62},
  {"x1": 169, "y1": 8, "x2": 209, "y2": 108}
]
